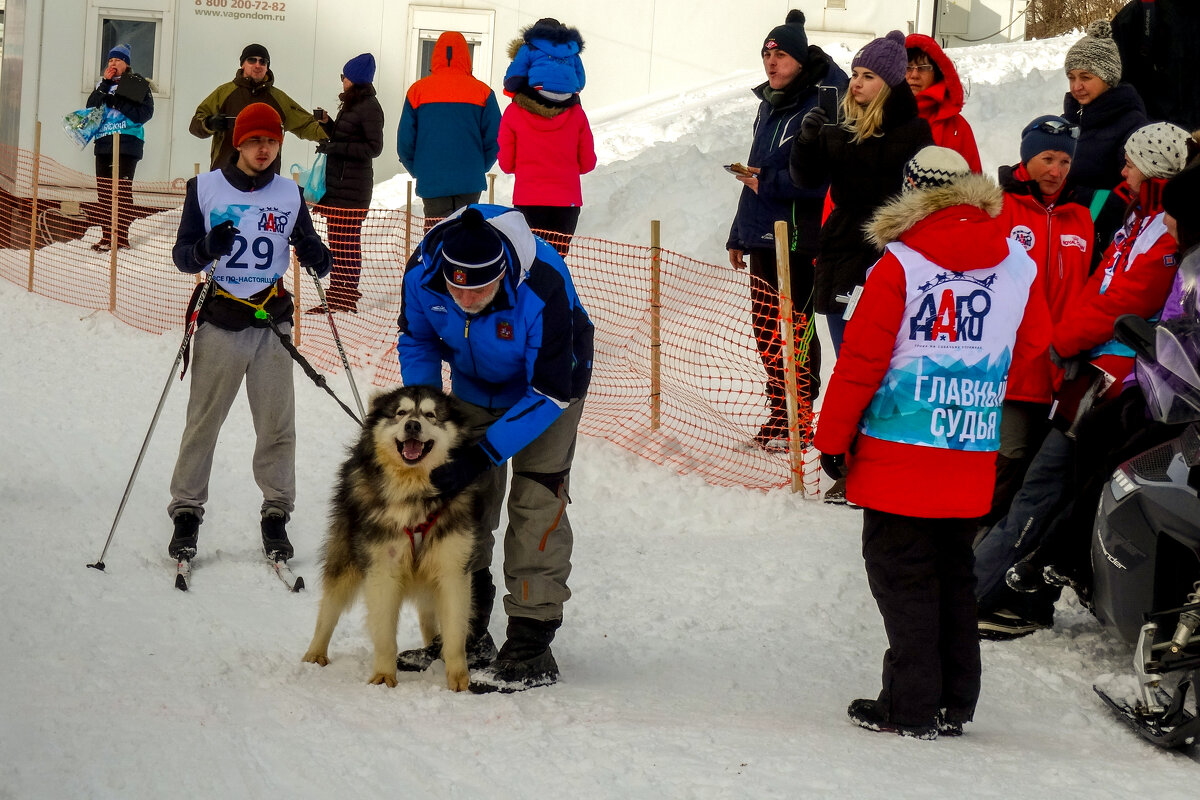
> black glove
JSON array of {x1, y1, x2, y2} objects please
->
[
  {"x1": 314, "y1": 140, "x2": 330, "y2": 154},
  {"x1": 197, "y1": 220, "x2": 239, "y2": 262},
  {"x1": 820, "y1": 452, "x2": 846, "y2": 481},
  {"x1": 206, "y1": 114, "x2": 233, "y2": 132},
  {"x1": 430, "y1": 443, "x2": 494, "y2": 498},
  {"x1": 293, "y1": 236, "x2": 331, "y2": 278},
  {"x1": 798, "y1": 107, "x2": 829, "y2": 143}
]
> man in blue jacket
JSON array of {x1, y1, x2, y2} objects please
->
[{"x1": 396, "y1": 204, "x2": 593, "y2": 691}]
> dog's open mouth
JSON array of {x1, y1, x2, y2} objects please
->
[{"x1": 398, "y1": 437, "x2": 435, "y2": 464}]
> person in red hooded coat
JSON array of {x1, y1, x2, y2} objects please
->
[{"x1": 905, "y1": 35, "x2": 981, "y2": 174}]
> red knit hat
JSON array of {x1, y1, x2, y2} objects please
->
[{"x1": 232, "y1": 103, "x2": 283, "y2": 147}]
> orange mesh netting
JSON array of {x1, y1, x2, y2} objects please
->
[{"x1": 0, "y1": 145, "x2": 819, "y2": 493}]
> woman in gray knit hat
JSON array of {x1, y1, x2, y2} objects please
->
[{"x1": 1063, "y1": 20, "x2": 1148, "y2": 193}]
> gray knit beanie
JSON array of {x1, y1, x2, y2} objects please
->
[
  {"x1": 1125, "y1": 122, "x2": 1192, "y2": 180},
  {"x1": 1064, "y1": 20, "x2": 1121, "y2": 88}
]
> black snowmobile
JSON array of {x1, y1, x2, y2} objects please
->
[{"x1": 1091, "y1": 314, "x2": 1200, "y2": 749}]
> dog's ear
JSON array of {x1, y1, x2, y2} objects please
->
[{"x1": 366, "y1": 391, "x2": 391, "y2": 419}]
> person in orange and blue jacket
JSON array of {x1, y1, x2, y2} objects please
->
[{"x1": 397, "y1": 31, "x2": 501, "y2": 230}]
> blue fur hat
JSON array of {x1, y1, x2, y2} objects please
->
[
  {"x1": 342, "y1": 53, "x2": 376, "y2": 85},
  {"x1": 107, "y1": 43, "x2": 132, "y2": 65}
]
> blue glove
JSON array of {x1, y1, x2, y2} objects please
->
[
  {"x1": 294, "y1": 236, "x2": 331, "y2": 278},
  {"x1": 196, "y1": 220, "x2": 238, "y2": 263},
  {"x1": 820, "y1": 452, "x2": 846, "y2": 481},
  {"x1": 430, "y1": 443, "x2": 494, "y2": 498}
]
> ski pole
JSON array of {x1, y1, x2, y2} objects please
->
[
  {"x1": 310, "y1": 271, "x2": 366, "y2": 421},
  {"x1": 88, "y1": 266, "x2": 218, "y2": 572}
]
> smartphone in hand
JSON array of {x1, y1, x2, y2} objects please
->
[{"x1": 817, "y1": 85, "x2": 839, "y2": 125}]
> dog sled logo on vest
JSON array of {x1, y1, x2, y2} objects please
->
[
  {"x1": 258, "y1": 208, "x2": 291, "y2": 233},
  {"x1": 909, "y1": 272, "x2": 996, "y2": 343},
  {"x1": 1061, "y1": 234, "x2": 1088, "y2": 252},
  {"x1": 1010, "y1": 225, "x2": 1035, "y2": 251}
]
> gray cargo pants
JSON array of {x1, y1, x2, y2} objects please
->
[
  {"x1": 460, "y1": 397, "x2": 583, "y2": 623},
  {"x1": 168, "y1": 322, "x2": 296, "y2": 522}
]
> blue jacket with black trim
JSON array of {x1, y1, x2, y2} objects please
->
[{"x1": 397, "y1": 204, "x2": 594, "y2": 464}]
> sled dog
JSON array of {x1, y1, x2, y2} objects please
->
[{"x1": 302, "y1": 386, "x2": 479, "y2": 691}]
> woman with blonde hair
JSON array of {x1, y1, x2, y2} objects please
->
[{"x1": 790, "y1": 31, "x2": 933, "y2": 357}]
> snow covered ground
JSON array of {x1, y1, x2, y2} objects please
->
[{"x1": 3, "y1": 32, "x2": 1198, "y2": 800}]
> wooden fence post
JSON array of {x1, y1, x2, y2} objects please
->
[
  {"x1": 405, "y1": 180, "x2": 413, "y2": 264},
  {"x1": 108, "y1": 132, "x2": 120, "y2": 312},
  {"x1": 650, "y1": 219, "x2": 662, "y2": 431},
  {"x1": 774, "y1": 220, "x2": 803, "y2": 493},
  {"x1": 487, "y1": 173, "x2": 496, "y2": 204},
  {"x1": 26, "y1": 121, "x2": 42, "y2": 293},
  {"x1": 292, "y1": 167, "x2": 303, "y2": 345}
]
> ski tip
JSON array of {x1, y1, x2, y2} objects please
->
[
  {"x1": 174, "y1": 573, "x2": 189, "y2": 592},
  {"x1": 293, "y1": 576, "x2": 305, "y2": 593}
]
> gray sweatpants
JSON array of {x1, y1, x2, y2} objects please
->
[
  {"x1": 168, "y1": 322, "x2": 296, "y2": 522},
  {"x1": 461, "y1": 398, "x2": 583, "y2": 623}
]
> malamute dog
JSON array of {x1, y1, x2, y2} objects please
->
[{"x1": 302, "y1": 385, "x2": 479, "y2": 691}]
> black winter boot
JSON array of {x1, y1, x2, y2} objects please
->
[
  {"x1": 396, "y1": 568, "x2": 498, "y2": 672},
  {"x1": 478, "y1": 617, "x2": 561, "y2": 691},
  {"x1": 847, "y1": 699, "x2": 938, "y2": 740},
  {"x1": 260, "y1": 510, "x2": 294, "y2": 561},
  {"x1": 168, "y1": 511, "x2": 200, "y2": 560}
]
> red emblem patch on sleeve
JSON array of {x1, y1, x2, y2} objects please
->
[
  {"x1": 496, "y1": 321, "x2": 514, "y2": 340},
  {"x1": 1164, "y1": 254, "x2": 1177, "y2": 268}
]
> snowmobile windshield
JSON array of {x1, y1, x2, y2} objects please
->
[{"x1": 1136, "y1": 320, "x2": 1200, "y2": 424}]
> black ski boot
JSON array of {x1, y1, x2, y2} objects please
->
[
  {"x1": 168, "y1": 511, "x2": 200, "y2": 560},
  {"x1": 261, "y1": 510, "x2": 294, "y2": 561},
  {"x1": 397, "y1": 568, "x2": 498, "y2": 671},
  {"x1": 470, "y1": 617, "x2": 561, "y2": 693}
]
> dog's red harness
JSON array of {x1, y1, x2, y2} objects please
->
[{"x1": 404, "y1": 506, "x2": 443, "y2": 559}]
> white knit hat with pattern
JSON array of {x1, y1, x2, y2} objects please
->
[
  {"x1": 902, "y1": 146, "x2": 971, "y2": 193},
  {"x1": 1125, "y1": 122, "x2": 1192, "y2": 180}
]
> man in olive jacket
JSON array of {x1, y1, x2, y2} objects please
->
[{"x1": 189, "y1": 43, "x2": 326, "y2": 173}]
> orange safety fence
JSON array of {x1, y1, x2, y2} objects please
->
[{"x1": 0, "y1": 142, "x2": 819, "y2": 493}]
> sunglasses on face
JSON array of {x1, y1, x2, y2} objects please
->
[
  {"x1": 906, "y1": 64, "x2": 934, "y2": 74},
  {"x1": 1035, "y1": 119, "x2": 1080, "y2": 139},
  {"x1": 244, "y1": 57, "x2": 268, "y2": 66}
]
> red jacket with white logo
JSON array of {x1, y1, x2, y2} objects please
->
[
  {"x1": 1052, "y1": 178, "x2": 1179, "y2": 387},
  {"x1": 814, "y1": 175, "x2": 1051, "y2": 518},
  {"x1": 996, "y1": 164, "x2": 1093, "y2": 403}
]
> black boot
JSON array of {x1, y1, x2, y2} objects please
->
[
  {"x1": 396, "y1": 568, "x2": 498, "y2": 671},
  {"x1": 261, "y1": 511, "x2": 294, "y2": 561},
  {"x1": 847, "y1": 698, "x2": 937, "y2": 740},
  {"x1": 487, "y1": 617, "x2": 561, "y2": 689},
  {"x1": 168, "y1": 511, "x2": 200, "y2": 560}
]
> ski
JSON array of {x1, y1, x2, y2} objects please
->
[
  {"x1": 1094, "y1": 685, "x2": 1200, "y2": 749},
  {"x1": 175, "y1": 558, "x2": 192, "y2": 591},
  {"x1": 268, "y1": 555, "x2": 305, "y2": 592}
]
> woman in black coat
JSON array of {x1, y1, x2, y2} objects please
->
[
  {"x1": 85, "y1": 43, "x2": 154, "y2": 250},
  {"x1": 790, "y1": 31, "x2": 933, "y2": 354},
  {"x1": 311, "y1": 53, "x2": 385, "y2": 312}
]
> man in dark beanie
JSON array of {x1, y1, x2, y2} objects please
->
[
  {"x1": 727, "y1": 8, "x2": 847, "y2": 451},
  {"x1": 395, "y1": 205, "x2": 593, "y2": 693},
  {"x1": 189, "y1": 43, "x2": 326, "y2": 172}
]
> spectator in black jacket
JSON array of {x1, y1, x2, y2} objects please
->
[
  {"x1": 727, "y1": 10, "x2": 847, "y2": 452},
  {"x1": 309, "y1": 54, "x2": 385, "y2": 313},
  {"x1": 1111, "y1": 0, "x2": 1200, "y2": 131},
  {"x1": 85, "y1": 43, "x2": 154, "y2": 250}
]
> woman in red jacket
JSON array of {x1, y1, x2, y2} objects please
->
[
  {"x1": 814, "y1": 147, "x2": 1047, "y2": 739},
  {"x1": 905, "y1": 35, "x2": 981, "y2": 173},
  {"x1": 497, "y1": 91, "x2": 596, "y2": 255}
]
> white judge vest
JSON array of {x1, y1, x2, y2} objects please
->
[
  {"x1": 196, "y1": 170, "x2": 300, "y2": 299},
  {"x1": 859, "y1": 240, "x2": 1037, "y2": 452}
]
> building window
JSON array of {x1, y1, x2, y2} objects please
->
[
  {"x1": 99, "y1": 17, "x2": 157, "y2": 79},
  {"x1": 407, "y1": 6, "x2": 495, "y2": 87}
]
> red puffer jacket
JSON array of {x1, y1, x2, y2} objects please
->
[
  {"x1": 906, "y1": 34, "x2": 982, "y2": 173},
  {"x1": 996, "y1": 164, "x2": 1093, "y2": 403},
  {"x1": 498, "y1": 96, "x2": 596, "y2": 207},
  {"x1": 814, "y1": 175, "x2": 1050, "y2": 518}
]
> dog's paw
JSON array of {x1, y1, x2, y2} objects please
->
[
  {"x1": 368, "y1": 672, "x2": 398, "y2": 688},
  {"x1": 446, "y1": 667, "x2": 470, "y2": 692},
  {"x1": 302, "y1": 651, "x2": 329, "y2": 666}
]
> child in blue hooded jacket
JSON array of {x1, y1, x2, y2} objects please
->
[{"x1": 503, "y1": 18, "x2": 585, "y2": 102}]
